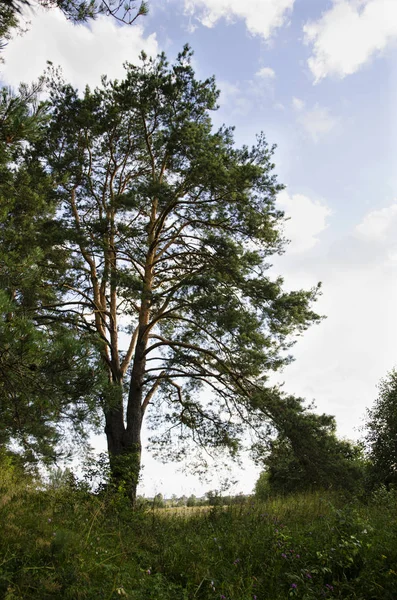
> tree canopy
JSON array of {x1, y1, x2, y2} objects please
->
[
  {"x1": 254, "y1": 396, "x2": 365, "y2": 496},
  {"x1": 0, "y1": 83, "x2": 103, "y2": 464}
]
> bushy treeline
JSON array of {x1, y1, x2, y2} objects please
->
[
  {"x1": 140, "y1": 491, "x2": 251, "y2": 509},
  {"x1": 254, "y1": 368, "x2": 397, "y2": 500}
]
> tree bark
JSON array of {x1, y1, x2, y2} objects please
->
[{"x1": 104, "y1": 400, "x2": 142, "y2": 504}]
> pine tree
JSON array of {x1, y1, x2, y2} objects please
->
[
  {"x1": 0, "y1": 84, "x2": 102, "y2": 464},
  {"x1": 38, "y1": 47, "x2": 322, "y2": 502}
]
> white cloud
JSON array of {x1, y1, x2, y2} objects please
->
[
  {"x1": 1, "y1": 4, "x2": 158, "y2": 90},
  {"x1": 274, "y1": 261, "x2": 397, "y2": 439},
  {"x1": 256, "y1": 66, "x2": 276, "y2": 79},
  {"x1": 297, "y1": 104, "x2": 339, "y2": 142},
  {"x1": 184, "y1": 0, "x2": 295, "y2": 39},
  {"x1": 217, "y1": 72, "x2": 277, "y2": 117},
  {"x1": 355, "y1": 202, "x2": 397, "y2": 241},
  {"x1": 270, "y1": 198, "x2": 397, "y2": 441},
  {"x1": 292, "y1": 96, "x2": 305, "y2": 111},
  {"x1": 217, "y1": 80, "x2": 254, "y2": 117},
  {"x1": 277, "y1": 190, "x2": 332, "y2": 254},
  {"x1": 218, "y1": 80, "x2": 241, "y2": 104},
  {"x1": 304, "y1": 0, "x2": 397, "y2": 82}
]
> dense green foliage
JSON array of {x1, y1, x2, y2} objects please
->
[
  {"x1": 254, "y1": 400, "x2": 366, "y2": 496},
  {"x1": 1, "y1": 456, "x2": 396, "y2": 600},
  {"x1": 0, "y1": 84, "x2": 103, "y2": 463},
  {"x1": 0, "y1": 1, "x2": 19, "y2": 56},
  {"x1": 365, "y1": 369, "x2": 397, "y2": 488}
]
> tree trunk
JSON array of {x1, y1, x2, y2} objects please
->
[
  {"x1": 104, "y1": 194, "x2": 156, "y2": 504},
  {"x1": 104, "y1": 379, "x2": 142, "y2": 505},
  {"x1": 104, "y1": 337, "x2": 147, "y2": 505}
]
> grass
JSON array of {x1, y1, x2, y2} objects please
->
[{"x1": 1, "y1": 461, "x2": 397, "y2": 599}]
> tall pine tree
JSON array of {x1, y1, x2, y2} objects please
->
[{"x1": 38, "y1": 48, "x2": 322, "y2": 501}]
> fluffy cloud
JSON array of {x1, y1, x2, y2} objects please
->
[
  {"x1": 355, "y1": 203, "x2": 397, "y2": 241},
  {"x1": 256, "y1": 66, "x2": 276, "y2": 79},
  {"x1": 270, "y1": 199, "x2": 397, "y2": 440},
  {"x1": 304, "y1": 0, "x2": 397, "y2": 82},
  {"x1": 1, "y1": 5, "x2": 158, "y2": 90},
  {"x1": 354, "y1": 203, "x2": 397, "y2": 264},
  {"x1": 184, "y1": 0, "x2": 295, "y2": 39},
  {"x1": 216, "y1": 80, "x2": 254, "y2": 117},
  {"x1": 277, "y1": 190, "x2": 332, "y2": 254},
  {"x1": 216, "y1": 70, "x2": 277, "y2": 118},
  {"x1": 275, "y1": 261, "x2": 397, "y2": 438},
  {"x1": 217, "y1": 80, "x2": 241, "y2": 104},
  {"x1": 292, "y1": 96, "x2": 305, "y2": 111},
  {"x1": 297, "y1": 104, "x2": 339, "y2": 142}
]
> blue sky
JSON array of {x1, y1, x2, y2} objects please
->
[{"x1": 2, "y1": 0, "x2": 397, "y2": 497}]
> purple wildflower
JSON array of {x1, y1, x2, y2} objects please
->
[{"x1": 291, "y1": 583, "x2": 297, "y2": 589}]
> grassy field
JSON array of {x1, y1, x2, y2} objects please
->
[{"x1": 1, "y1": 463, "x2": 397, "y2": 599}]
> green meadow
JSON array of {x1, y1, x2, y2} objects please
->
[{"x1": 1, "y1": 460, "x2": 397, "y2": 600}]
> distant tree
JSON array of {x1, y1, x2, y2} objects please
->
[
  {"x1": 231, "y1": 492, "x2": 247, "y2": 505},
  {"x1": 34, "y1": 47, "x2": 321, "y2": 503},
  {"x1": 135, "y1": 494, "x2": 150, "y2": 508},
  {"x1": 152, "y1": 492, "x2": 165, "y2": 508},
  {"x1": 254, "y1": 396, "x2": 365, "y2": 496},
  {"x1": 47, "y1": 466, "x2": 78, "y2": 489},
  {"x1": 255, "y1": 471, "x2": 270, "y2": 501},
  {"x1": 206, "y1": 490, "x2": 223, "y2": 506},
  {"x1": 365, "y1": 369, "x2": 397, "y2": 488},
  {"x1": 186, "y1": 494, "x2": 197, "y2": 507}
]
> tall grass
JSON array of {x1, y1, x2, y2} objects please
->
[{"x1": 1, "y1": 458, "x2": 396, "y2": 599}]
